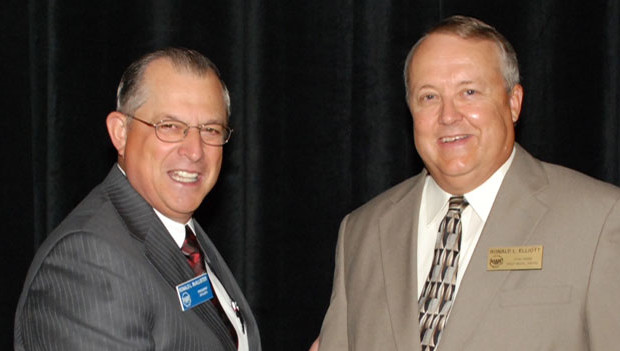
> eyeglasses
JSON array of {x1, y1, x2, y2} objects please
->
[{"x1": 124, "y1": 114, "x2": 233, "y2": 146}]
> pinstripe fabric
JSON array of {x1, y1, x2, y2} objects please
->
[{"x1": 15, "y1": 165, "x2": 261, "y2": 350}]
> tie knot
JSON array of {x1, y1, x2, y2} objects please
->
[
  {"x1": 448, "y1": 196, "x2": 468, "y2": 213},
  {"x1": 184, "y1": 225, "x2": 198, "y2": 246}
]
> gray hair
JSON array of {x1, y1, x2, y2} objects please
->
[
  {"x1": 116, "y1": 47, "x2": 231, "y2": 118},
  {"x1": 404, "y1": 15, "x2": 520, "y2": 94}
]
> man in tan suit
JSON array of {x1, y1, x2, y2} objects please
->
[{"x1": 316, "y1": 15, "x2": 620, "y2": 350}]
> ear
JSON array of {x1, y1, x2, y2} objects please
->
[
  {"x1": 508, "y1": 84, "x2": 524, "y2": 123},
  {"x1": 106, "y1": 111, "x2": 128, "y2": 157}
]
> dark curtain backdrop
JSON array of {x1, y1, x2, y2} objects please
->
[{"x1": 1, "y1": 0, "x2": 619, "y2": 349}]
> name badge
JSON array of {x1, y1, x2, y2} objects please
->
[
  {"x1": 487, "y1": 245, "x2": 543, "y2": 271},
  {"x1": 176, "y1": 273, "x2": 214, "y2": 311}
]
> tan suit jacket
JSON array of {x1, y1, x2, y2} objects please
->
[{"x1": 319, "y1": 145, "x2": 620, "y2": 350}]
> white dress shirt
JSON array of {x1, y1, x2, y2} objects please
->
[
  {"x1": 417, "y1": 148, "x2": 515, "y2": 299},
  {"x1": 116, "y1": 165, "x2": 247, "y2": 350},
  {"x1": 155, "y1": 209, "x2": 249, "y2": 351}
]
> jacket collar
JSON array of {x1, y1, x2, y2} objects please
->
[{"x1": 103, "y1": 165, "x2": 238, "y2": 350}]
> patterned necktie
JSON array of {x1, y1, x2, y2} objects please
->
[
  {"x1": 419, "y1": 196, "x2": 468, "y2": 351},
  {"x1": 182, "y1": 226, "x2": 207, "y2": 276},
  {"x1": 181, "y1": 226, "x2": 238, "y2": 347}
]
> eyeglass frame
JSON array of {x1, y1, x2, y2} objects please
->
[{"x1": 122, "y1": 113, "x2": 233, "y2": 146}]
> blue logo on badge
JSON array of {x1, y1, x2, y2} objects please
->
[
  {"x1": 176, "y1": 273, "x2": 214, "y2": 311},
  {"x1": 181, "y1": 292, "x2": 191, "y2": 307}
]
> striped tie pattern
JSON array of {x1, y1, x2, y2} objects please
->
[
  {"x1": 419, "y1": 196, "x2": 468, "y2": 350},
  {"x1": 181, "y1": 226, "x2": 238, "y2": 347},
  {"x1": 181, "y1": 226, "x2": 207, "y2": 276}
]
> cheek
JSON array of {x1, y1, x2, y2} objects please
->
[
  {"x1": 463, "y1": 104, "x2": 502, "y2": 129},
  {"x1": 413, "y1": 114, "x2": 434, "y2": 135},
  {"x1": 413, "y1": 120, "x2": 439, "y2": 159},
  {"x1": 204, "y1": 148, "x2": 224, "y2": 172},
  {"x1": 155, "y1": 143, "x2": 183, "y2": 162},
  {"x1": 472, "y1": 114, "x2": 513, "y2": 151},
  {"x1": 413, "y1": 127, "x2": 437, "y2": 162}
]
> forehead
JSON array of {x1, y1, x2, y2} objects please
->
[
  {"x1": 140, "y1": 59, "x2": 226, "y2": 117},
  {"x1": 142, "y1": 58, "x2": 216, "y2": 93},
  {"x1": 409, "y1": 33, "x2": 502, "y2": 85}
]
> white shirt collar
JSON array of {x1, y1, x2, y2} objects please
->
[
  {"x1": 424, "y1": 147, "x2": 516, "y2": 224},
  {"x1": 116, "y1": 163, "x2": 126, "y2": 176},
  {"x1": 117, "y1": 163, "x2": 194, "y2": 248},
  {"x1": 153, "y1": 209, "x2": 194, "y2": 248}
]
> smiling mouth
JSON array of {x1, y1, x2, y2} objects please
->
[
  {"x1": 440, "y1": 135, "x2": 468, "y2": 143},
  {"x1": 169, "y1": 170, "x2": 199, "y2": 183}
]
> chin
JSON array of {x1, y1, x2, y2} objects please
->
[{"x1": 435, "y1": 160, "x2": 474, "y2": 175}]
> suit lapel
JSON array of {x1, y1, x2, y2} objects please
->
[
  {"x1": 105, "y1": 165, "x2": 236, "y2": 351},
  {"x1": 143, "y1": 226, "x2": 237, "y2": 351},
  {"x1": 379, "y1": 173, "x2": 426, "y2": 351},
  {"x1": 194, "y1": 222, "x2": 261, "y2": 349},
  {"x1": 439, "y1": 145, "x2": 550, "y2": 348}
]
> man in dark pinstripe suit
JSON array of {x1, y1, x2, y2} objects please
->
[{"x1": 15, "y1": 48, "x2": 261, "y2": 350}]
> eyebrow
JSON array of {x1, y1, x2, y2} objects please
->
[
  {"x1": 158, "y1": 114, "x2": 226, "y2": 125},
  {"x1": 416, "y1": 84, "x2": 437, "y2": 91},
  {"x1": 457, "y1": 80, "x2": 475, "y2": 86},
  {"x1": 416, "y1": 80, "x2": 477, "y2": 91}
]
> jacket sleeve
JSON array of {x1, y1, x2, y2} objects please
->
[
  {"x1": 318, "y1": 215, "x2": 350, "y2": 351},
  {"x1": 586, "y1": 197, "x2": 620, "y2": 350}
]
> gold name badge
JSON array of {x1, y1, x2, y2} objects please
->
[{"x1": 487, "y1": 245, "x2": 543, "y2": 271}]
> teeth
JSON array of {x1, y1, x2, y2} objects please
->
[
  {"x1": 441, "y1": 135, "x2": 467, "y2": 143},
  {"x1": 170, "y1": 170, "x2": 199, "y2": 183}
]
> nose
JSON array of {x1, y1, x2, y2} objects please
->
[
  {"x1": 178, "y1": 127, "x2": 205, "y2": 161},
  {"x1": 439, "y1": 98, "x2": 463, "y2": 125}
]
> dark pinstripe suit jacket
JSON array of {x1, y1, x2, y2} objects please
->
[{"x1": 14, "y1": 166, "x2": 261, "y2": 351}]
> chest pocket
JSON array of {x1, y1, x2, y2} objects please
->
[{"x1": 499, "y1": 285, "x2": 572, "y2": 307}]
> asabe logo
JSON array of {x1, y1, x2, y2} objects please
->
[
  {"x1": 489, "y1": 255, "x2": 504, "y2": 268},
  {"x1": 181, "y1": 292, "x2": 192, "y2": 307}
]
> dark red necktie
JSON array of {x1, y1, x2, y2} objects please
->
[
  {"x1": 181, "y1": 226, "x2": 207, "y2": 276},
  {"x1": 181, "y1": 226, "x2": 238, "y2": 347}
]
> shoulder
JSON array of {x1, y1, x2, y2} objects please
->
[
  {"x1": 18, "y1": 179, "x2": 149, "y2": 309},
  {"x1": 335, "y1": 172, "x2": 425, "y2": 246},
  {"x1": 536, "y1": 161, "x2": 620, "y2": 211},
  {"x1": 542, "y1": 161, "x2": 620, "y2": 196},
  {"x1": 15, "y1": 191, "x2": 155, "y2": 346},
  {"x1": 348, "y1": 172, "x2": 425, "y2": 220},
  {"x1": 506, "y1": 150, "x2": 620, "y2": 236},
  {"x1": 510, "y1": 145, "x2": 620, "y2": 207},
  {"x1": 35, "y1": 182, "x2": 131, "y2": 263},
  {"x1": 19, "y1": 203, "x2": 146, "y2": 300}
]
